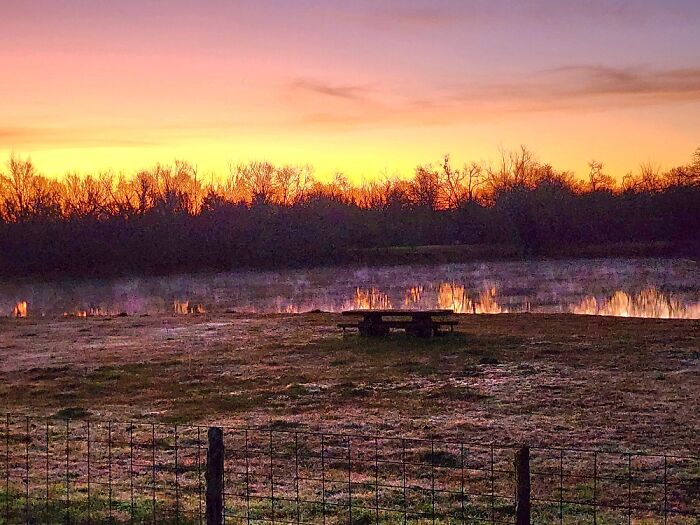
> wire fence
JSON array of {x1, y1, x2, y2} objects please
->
[
  {"x1": 1, "y1": 414, "x2": 699, "y2": 524},
  {"x1": 2, "y1": 416, "x2": 204, "y2": 524},
  {"x1": 527, "y1": 447, "x2": 699, "y2": 524}
]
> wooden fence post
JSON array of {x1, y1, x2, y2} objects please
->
[
  {"x1": 515, "y1": 446, "x2": 531, "y2": 525},
  {"x1": 206, "y1": 427, "x2": 224, "y2": 525}
]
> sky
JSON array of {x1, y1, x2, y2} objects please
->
[{"x1": 2, "y1": 0, "x2": 700, "y2": 182}]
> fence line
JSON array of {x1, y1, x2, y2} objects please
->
[{"x1": 1, "y1": 414, "x2": 698, "y2": 524}]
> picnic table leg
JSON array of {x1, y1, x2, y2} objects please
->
[
  {"x1": 359, "y1": 314, "x2": 389, "y2": 337},
  {"x1": 409, "y1": 316, "x2": 434, "y2": 338}
]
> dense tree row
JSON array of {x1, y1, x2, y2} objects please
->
[{"x1": 1, "y1": 147, "x2": 699, "y2": 277}]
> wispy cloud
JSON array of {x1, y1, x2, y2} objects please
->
[
  {"x1": 288, "y1": 65, "x2": 700, "y2": 131},
  {"x1": 0, "y1": 120, "x2": 256, "y2": 149},
  {"x1": 541, "y1": 65, "x2": 700, "y2": 98},
  {"x1": 459, "y1": 65, "x2": 700, "y2": 110},
  {"x1": 289, "y1": 79, "x2": 375, "y2": 102},
  {"x1": 0, "y1": 127, "x2": 159, "y2": 148}
]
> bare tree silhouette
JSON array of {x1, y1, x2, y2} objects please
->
[{"x1": 0, "y1": 148, "x2": 698, "y2": 277}]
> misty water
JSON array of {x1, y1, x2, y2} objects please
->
[{"x1": 2, "y1": 258, "x2": 700, "y2": 319}]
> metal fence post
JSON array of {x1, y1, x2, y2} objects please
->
[
  {"x1": 515, "y1": 446, "x2": 531, "y2": 525},
  {"x1": 206, "y1": 427, "x2": 224, "y2": 525}
]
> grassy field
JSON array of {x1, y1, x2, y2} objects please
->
[
  {"x1": 347, "y1": 241, "x2": 685, "y2": 266},
  {"x1": 1, "y1": 312, "x2": 698, "y2": 455}
]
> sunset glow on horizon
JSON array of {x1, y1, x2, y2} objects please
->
[{"x1": 2, "y1": 0, "x2": 700, "y2": 181}]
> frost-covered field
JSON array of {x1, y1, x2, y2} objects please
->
[{"x1": 1, "y1": 311, "x2": 698, "y2": 455}]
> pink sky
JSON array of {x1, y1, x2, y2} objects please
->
[{"x1": 2, "y1": 0, "x2": 700, "y2": 180}]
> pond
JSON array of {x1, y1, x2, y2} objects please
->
[{"x1": 2, "y1": 258, "x2": 699, "y2": 319}]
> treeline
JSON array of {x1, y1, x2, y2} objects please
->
[{"x1": 1, "y1": 147, "x2": 699, "y2": 277}]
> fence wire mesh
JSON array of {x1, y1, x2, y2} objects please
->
[
  {"x1": 528, "y1": 447, "x2": 700, "y2": 524},
  {"x1": 1, "y1": 414, "x2": 698, "y2": 524},
  {"x1": 2, "y1": 415, "x2": 205, "y2": 524},
  {"x1": 220, "y1": 428, "x2": 516, "y2": 524}
]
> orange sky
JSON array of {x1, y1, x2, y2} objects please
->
[{"x1": 2, "y1": 1, "x2": 700, "y2": 181}]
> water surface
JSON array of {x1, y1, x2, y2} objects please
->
[{"x1": 2, "y1": 258, "x2": 699, "y2": 319}]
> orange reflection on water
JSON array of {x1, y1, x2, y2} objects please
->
[
  {"x1": 437, "y1": 283, "x2": 505, "y2": 314},
  {"x1": 13, "y1": 301, "x2": 27, "y2": 318},
  {"x1": 569, "y1": 288, "x2": 700, "y2": 319},
  {"x1": 404, "y1": 286, "x2": 423, "y2": 307},
  {"x1": 174, "y1": 301, "x2": 206, "y2": 314},
  {"x1": 348, "y1": 287, "x2": 392, "y2": 310},
  {"x1": 275, "y1": 303, "x2": 315, "y2": 314},
  {"x1": 437, "y1": 283, "x2": 469, "y2": 312},
  {"x1": 63, "y1": 307, "x2": 111, "y2": 318},
  {"x1": 13, "y1": 284, "x2": 698, "y2": 319},
  {"x1": 474, "y1": 287, "x2": 505, "y2": 314}
]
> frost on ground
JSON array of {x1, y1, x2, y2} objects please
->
[{"x1": 0, "y1": 312, "x2": 698, "y2": 454}]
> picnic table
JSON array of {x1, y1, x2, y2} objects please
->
[{"x1": 338, "y1": 309, "x2": 457, "y2": 337}]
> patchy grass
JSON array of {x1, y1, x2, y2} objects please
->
[
  {"x1": 53, "y1": 406, "x2": 91, "y2": 419},
  {"x1": 0, "y1": 489, "x2": 195, "y2": 525},
  {"x1": 0, "y1": 312, "x2": 698, "y2": 455}
]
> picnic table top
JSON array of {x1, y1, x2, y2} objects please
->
[{"x1": 341, "y1": 309, "x2": 454, "y2": 316}]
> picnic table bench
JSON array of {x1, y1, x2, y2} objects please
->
[{"x1": 338, "y1": 309, "x2": 457, "y2": 337}]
